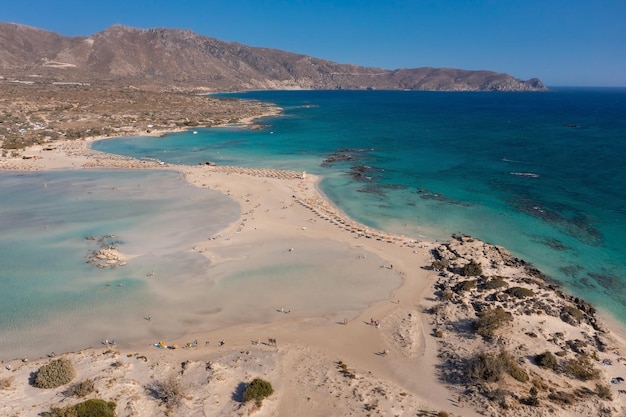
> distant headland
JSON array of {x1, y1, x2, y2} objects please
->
[{"x1": 0, "y1": 22, "x2": 547, "y2": 92}]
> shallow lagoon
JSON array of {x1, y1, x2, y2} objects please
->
[{"x1": 0, "y1": 169, "x2": 401, "y2": 361}]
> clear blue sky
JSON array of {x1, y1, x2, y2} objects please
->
[{"x1": 4, "y1": 0, "x2": 626, "y2": 86}]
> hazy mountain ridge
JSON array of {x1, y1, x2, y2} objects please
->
[{"x1": 0, "y1": 23, "x2": 547, "y2": 91}]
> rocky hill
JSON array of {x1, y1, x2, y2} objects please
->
[{"x1": 0, "y1": 22, "x2": 546, "y2": 92}]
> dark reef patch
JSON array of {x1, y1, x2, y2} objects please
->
[
  {"x1": 416, "y1": 188, "x2": 473, "y2": 207},
  {"x1": 534, "y1": 236, "x2": 570, "y2": 251},
  {"x1": 559, "y1": 264, "x2": 584, "y2": 278},
  {"x1": 507, "y1": 197, "x2": 602, "y2": 246},
  {"x1": 589, "y1": 270, "x2": 624, "y2": 294},
  {"x1": 320, "y1": 147, "x2": 374, "y2": 167},
  {"x1": 354, "y1": 182, "x2": 406, "y2": 198}
]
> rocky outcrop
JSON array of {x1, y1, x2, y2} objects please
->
[
  {"x1": 428, "y1": 235, "x2": 624, "y2": 417},
  {"x1": 85, "y1": 235, "x2": 127, "y2": 268}
]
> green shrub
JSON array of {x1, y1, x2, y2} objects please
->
[
  {"x1": 506, "y1": 287, "x2": 535, "y2": 299},
  {"x1": 468, "y1": 350, "x2": 506, "y2": 382},
  {"x1": 243, "y1": 378, "x2": 274, "y2": 407},
  {"x1": 564, "y1": 355, "x2": 600, "y2": 381},
  {"x1": 33, "y1": 358, "x2": 76, "y2": 389},
  {"x1": 74, "y1": 399, "x2": 116, "y2": 417},
  {"x1": 562, "y1": 306, "x2": 584, "y2": 324},
  {"x1": 473, "y1": 307, "x2": 513, "y2": 339},
  {"x1": 468, "y1": 350, "x2": 527, "y2": 383},
  {"x1": 484, "y1": 277, "x2": 509, "y2": 290},
  {"x1": 43, "y1": 399, "x2": 116, "y2": 417},
  {"x1": 462, "y1": 260, "x2": 482, "y2": 277},
  {"x1": 455, "y1": 280, "x2": 476, "y2": 292},
  {"x1": 535, "y1": 351, "x2": 558, "y2": 370},
  {"x1": 431, "y1": 260, "x2": 449, "y2": 271},
  {"x1": 529, "y1": 386, "x2": 539, "y2": 404},
  {"x1": 509, "y1": 361, "x2": 529, "y2": 382},
  {"x1": 521, "y1": 386, "x2": 540, "y2": 406}
]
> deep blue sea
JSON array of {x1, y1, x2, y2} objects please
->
[{"x1": 93, "y1": 88, "x2": 626, "y2": 323}]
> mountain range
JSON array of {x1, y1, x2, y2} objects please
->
[{"x1": 0, "y1": 22, "x2": 547, "y2": 92}]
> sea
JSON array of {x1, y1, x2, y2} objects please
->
[{"x1": 2, "y1": 88, "x2": 625, "y2": 359}]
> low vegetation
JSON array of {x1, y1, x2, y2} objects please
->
[
  {"x1": 562, "y1": 305, "x2": 585, "y2": 324},
  {"x1": 595, "y1": 382, "x2": 613, "y2": 400},
  {"x1": 65, "y1": 378, "x2": 95, "y2": 397},
  {"x1": 461, "y1": 259, "x2": 482, "y2": 277},
  {"x1": 467, "y1": 349, "x2": 528, "y2": 383},
  {"x1": 431, "y1": 259, "x2": 449, "y2": 271},
  {"x1": 505, "y1": 286, "x2": 535, "y2": 299},
  {"x1": 148, "y1": 377, "x2": 185, "y2": 410},
  {"x1": 564, "y1": 355, "x2": 600, "y2": 381},
  {"x1": 454, "y1": 280, "x2": 476, "y2": 292},
  {"x1": 483, "y1": 277, "x2": 509, "y2": 290},
  {"x1": 522, "y1": 386, "x2": 540, "y2": 406},
  {"x1": 473, "y1": 307, "x2": 513, "y2": 339},
  {"x1": 534, "y1": 351, "x2": 558, "y2": 370},
  {"x1": 439, "y1": 289, "x2": 455, "y2": 301},
  {"x1": 42, "y1": 399, "x2": 116, "y2": 417},
  {"x1": 32, "y1": 357, "x2": 76, "y2": 389},
  {"x1": 243, "y1": 378, "x2": 274, "y2": 407},
  {"x1": 0, "y1": 83, "x2": 274, "y2": 151},
  {"x1": 547, "y1": 390, "x2": 577, "y2": 405}
]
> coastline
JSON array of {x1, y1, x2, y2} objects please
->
[{"x1": 1, "y1": 128, "x2": 625, "y2": 416}]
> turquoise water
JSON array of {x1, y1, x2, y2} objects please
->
[
  {"x1": 0, "y1": 168, "x2": 402, "y2": 360},
  {"x1": 94, "y1": 89, "x2": 626, "y2": 323},
  {"x1": 0, "y1": 170, "x2": 240, "y2": 359}
]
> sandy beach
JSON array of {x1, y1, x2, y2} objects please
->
[{"x1": 1, "y1": 134, "x2": 625, "y2": 417}]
